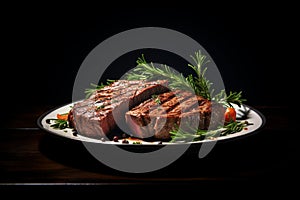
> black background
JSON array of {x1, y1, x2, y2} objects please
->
[{"x1": 2, "y1": 6, "x2": 292, "y2": 111}]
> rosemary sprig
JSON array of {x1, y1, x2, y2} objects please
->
[
  {"x1": 213, "y1": 91, "x2": 246, "y2": 107},
  {"x1": 126, "y1": 54, "x2": 193, "y2": 92},
  {"x1": 187, "y1": 51, "x2": 212, "y2": 99},
  {"x1": 126, "y1": 51, "x2": 212, "y2": 99},
  {"x1": 170, "y1": 120, "x2": 251, "y2": 142},
  {"x1": 126, "y1": 50, "x2": 245, "y2": 106},
  {"x1": 46, "y1": 119, "x2": 69, "y2": 129},
  {"x1": 127, "y1": 53, "x2": 210, "y2": 96},
  {"x1": 85, "y1": 83, "x2": 106, "y2": 99},
  {"x1": 221, "y1": 120, "x2": 252, "y2": 135},
  {"x1": 84, "y1": 79, "x2": 115, "y2": 99},
  {"x1": 169, "y1": 130, "x2": 202, "y2": 142}
]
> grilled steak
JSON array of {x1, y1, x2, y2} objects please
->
[
  {"x1": 125, "y1": 90, "x2": 225, "y2": 140},
  {"x1": 68, "y1": 80, "x2": 169, "y2": 139}
]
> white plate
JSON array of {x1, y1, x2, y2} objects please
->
[{"x1": 37, "y1": 102, "x2": 265, "y2": 145}]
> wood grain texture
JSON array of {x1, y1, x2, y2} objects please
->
[{"x1": 0, "y1": 105, "x2": 297, "y2": 194}]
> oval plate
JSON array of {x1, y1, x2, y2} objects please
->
[{"x1": 37, "y1": 102, "x2": 265, "y2": 145}]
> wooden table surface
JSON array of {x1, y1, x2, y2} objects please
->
[{"x1": 0, "y1": 105, "x2": 296, "y2": 195}]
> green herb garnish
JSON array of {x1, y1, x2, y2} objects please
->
[
  {"x1": 126, "y1": 50, "x2": 245, "y2": 106},
  {"x1": 132, "y1": 141, "x2": 142, "y2": 144},
  {"x1": 127, "y1": 55, "x2": 192, "y2": 93},
  {"x1": 170, "y1": 120, "x2": 252, "y2": 143},
  {"x1": 96, "y1": 105, "x2": 105, "y2": 110},
  {"x1": 48, "y1": 119, "x2": 69, "y2": 129},
  {"x1": 152, "y1": 94, "x2": 161, "y2": 105},
  {"x1": 213, "y1": 90, "x2": 246, "y2": 107},
  {"x1": 85, "y1": 79, "x2": 115, "y2": 99},
  {"x1": 127, "y1": 51, "x2": 248, "y2": 142}
]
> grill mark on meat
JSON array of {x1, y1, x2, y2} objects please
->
[
  {"x1": 87, "y1": 83, "x2": 157, "y2": 119},
  {"x1": 159, "y1": 91, "x2": 194, "y2": 114},
  {"x1": 129, "y1": 90, "x2": 194, "y2": 117},
  {"x1": 125, "y1": 90, "x2": 225, "y2": 140},
  {"x1": 89, "y1": 80, "x2": 143, "y2": 100},
  {"x1": 69, "y1": 80, "x2": 225, "y2": 141},
  {"x1": 69, "y1": 80, "x2": 169, "y2": 139},
  {"x1": 92, "y1": 83, "x2": 156, "y2": 107},
  {"x1": 168, "y1": 96, "x2": 202, "y2": 114},
  {"x1": 96, "y1": 80, "x2": 159, "y2": 93}
]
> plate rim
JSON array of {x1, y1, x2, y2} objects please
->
[{"x1": 37, "y1": 102, "x2": 266, "y2": 146}]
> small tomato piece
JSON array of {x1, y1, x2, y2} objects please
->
[
  {"x1": 57, "y1": 113, "x2": 68, "y2": 121},
  {"x1": 224, "y1": 107, "x2": 236, "y2": 123}
]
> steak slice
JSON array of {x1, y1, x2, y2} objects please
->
[
  {"x1": 68, "y1": 80, "x2": 169, "y2": 139},
  {"x1": 125, "y1": 90, "x2": 225, "y2": 140}
]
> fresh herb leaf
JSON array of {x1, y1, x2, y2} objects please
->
[
  {"x1": 169, "y1": 130, "x2": 202, "y2": 142},
  {"x1": 126, "y1": 54, "x2": 192, "y2": 92},
  {"x1": 221, "y1": 120, "x2": 252, "y2": 135},
  {"x1": 85, "y1": 83, "x2": 105, "y2": 99},
  {"x1": 84, "y1": 80, "x2": 115, "y2": 99},
  {"x1": 187, "y1": 51, "x2": 212, "y2": 99},
  {"x1": 152, "y1": 94, "x2": 161, "y2": 105},
  {"x1": 127, "y1": 51, "x2": 212, "y2": 99},
  {"x1": 132, "y1": 141, "x2": 142, "y2": 144},
  {"x1": 48, "y1": 119, "x2": 69, "y2": 129},
  {"x1": 170, "y1": 120, "x2": 252, "y2": 143},
  {"x1": 126, "y1": 50, "x2": 245, "y2": 106},
  {"x1": 213, "y1": 91, "x2": 246, "y2": 107},
  {"x1": 96, "y1": 104, "x2": 105, "y2": 110}
]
